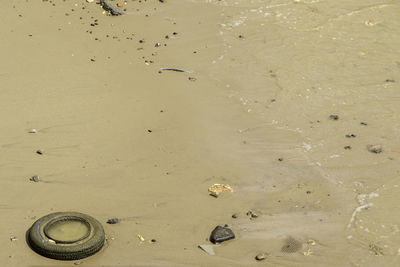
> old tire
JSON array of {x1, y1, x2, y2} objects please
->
[{"x1": 27, "y1": 212, "x2": 105, "y2": 260}]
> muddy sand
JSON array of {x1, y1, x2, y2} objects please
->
[{"x1": 1, "y1": 0, "x2": 400, "y2": 266}]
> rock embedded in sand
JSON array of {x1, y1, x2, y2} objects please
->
[
  {"x1": 210, "y1": 225, "x2": 235, "y2": 244},
  {"x1": 106, "y1": 218, "x2": 119, "y2": 224},
  {"x1": 255, "y1": 253, "x2": 267, "y2": 261},
  {"x1": 367, "y1": 144, "x2": 382, "y2": 154},
  {"x1": 100, "y1": 0, "x2": 125, "y2": 16},
  {"x1": 30, "y1": 175, "x2": 40, "y2": 182},
  {"x1": 328, "y1": 114, "x2": 339, "y2": 120}
]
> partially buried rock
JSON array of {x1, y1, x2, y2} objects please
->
[
  {"x1": 367, "y1": 144, "x2": 382, "y2": 154},
  {"x1": 210, "y1": 225, "x2": 235, "y2": 244},
  {"x1": 328, "y1": 114, "x2": 339, "y2": 120},
  {"x1": 100, "y1": 0, "x2": 125, "y2": 16},
  {"x1": 255, "y1": 253, "x2": 268, "y2": 261},
  {"x1": 30, "y1": 175, "x2": 40, "y2": 182},
  {"x1": 106, "y1": 218, "x2": 119, "y2": 224}
]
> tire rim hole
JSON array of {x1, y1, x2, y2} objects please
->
[{"x1": 44, "y1": 217, "x2": 90, "y2": 244}]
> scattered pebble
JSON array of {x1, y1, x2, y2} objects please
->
[
  {"x1": 328, "y1": 114, "x2": 339, "y2": 120},
  {"x1": 36, "y1": 149, "x2": 43, "y2": 155},
  {"x1": 246, "y1": 210, "x2": 258, "y2": 219},
  {"x1": 28, "y1": 129, "x2": 37, "y2": 133},
  {"x1": 106, "y1": 218, "x2": 119, "y2": 224},
  {"x1": 30, "y1": 175, "x2": 40, "y2": 182},
  {"x1": 232, "y1": 213, "x2": 239, "y2": 219},
  {"x1": 360, "y1": 122, "x2": 368, "y2": 126},
  {"x1": 188, "y1": 77, "x2": 197, "y2": 81},
  {"x1": 344, "y1": 145, "x2": 352, "y2": 150},
  {"x1": 345, "y1": 134, "x2": 356, "y2": 138},
  {"x1": 210, "y1": 225, "x2": 235, "y2": 244},
  {"x1": 255, "y1": 253, "x2": 267, "y2": 261},
  {"x1": 367, "y1": 144, "x2": 382, "y2": 154},
  {"x1": 10, "y1": 237, "x2": 17, "y2": 242}
]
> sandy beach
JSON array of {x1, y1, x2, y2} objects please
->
[{"x1": 1, "y1": 0, "x2": 400, "y2": 266}]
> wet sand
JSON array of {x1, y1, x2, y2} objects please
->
[{"x1": 1, "y1": 0, "x2": 400, "y2": 266}]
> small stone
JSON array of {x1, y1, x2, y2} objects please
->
[
  {"x1": 210, "y1": 225, "x2": 235, "y2": 244},
  {"x1": 10, "y1": 236, "x2": 17, "y2": 241},
  {"x1": 30, "y1": 175, "x2": 40, "y2": 182},
  {"x1": 36, "y1": 149, "x2": 43, "y2": 155},
  {"x1": 246, "y1": 210, "x2": 258, "y2": 218},
  {"x1": 106, "y1": 218, "x2": 119, "y2": 224},
  {"x1": 255, "y1": 253, "x2": 267, "y2": 261},
  {"x1": 28, "y1": 129, "x2": 37, "y2": 133},
  {"x1": 232, "y1": 213, "x2": 239, "y2": 219},
  {"x1": 367, "y1": 144, "x2": 382, "y2": 154},
  {"x1": 328, "y1": 114, "x2": 339, "y2": 120},
  {"x1": 188, "y1": 77, "x2": 197, "y2": 81}
]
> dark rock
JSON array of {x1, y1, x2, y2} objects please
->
[
  {"x1": 100, "y1": 0, "x2": 125, "y2": 16},
  {"x1": 367, "y1": 144, "x2": 382, "y2": 154},
  {"x1": 210, "y1": 225, "x2": 235, "y2": 244},
  {"x1": 232, "y1": 213, "x2": 239, "y2": 219},
  {"x1": 30, "y1": 175, "x2": 40, "y2": 182},
  {"x1": 106, "y1": 218, "x2": 119, "y2": 224},
  {"x1": 328, "y1": 114, "x2": 339, "y2": 120},
  {"x1": 246, "y1": 210, "x2": 258, "y2": 218}
]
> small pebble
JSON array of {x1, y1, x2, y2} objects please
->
[
  {"x1": 30, "y1": 175, "x2": 40, "y2": 182},
  {"x1": 36, "y1": 149, "x2": 43, "y2": 155},
  {"x1": 107, "y1": 218, "x2": 119, "y2": 224},
  {"x1": 255, "y1": 253, "x2": 267, "y2": 261},
  {"x1": 328, "y1": 114, "x2": 339, "y2": 120},
  {"x1": 246, "y1": 210, "x2": 258, "y2": 218},
  {"x1": 29, "y1": 129, "x2": 37, "y2": 133},
  {"x1": 367, "y1": 144, "x2": 382, "y2": 154}
]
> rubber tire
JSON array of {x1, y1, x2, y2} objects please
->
[{"x1": 27, "y1": 212, "x2": 105, "y2": 260}]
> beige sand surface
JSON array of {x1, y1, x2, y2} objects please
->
[{"x1": 1, "y1": 0, "x2": 400, "y2": 266}]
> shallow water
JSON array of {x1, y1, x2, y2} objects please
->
[
  {"x1": 0, "y1": 0, "x2": 399, "y2": 266},
  {"x1": 46, "y1": 220, "x2": 89, "y2": 243}
]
